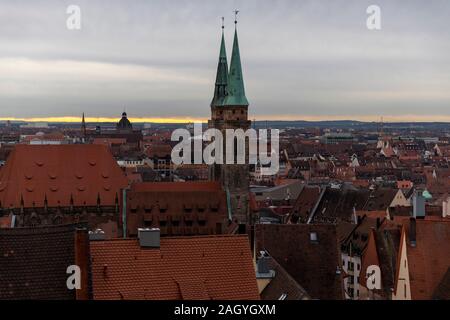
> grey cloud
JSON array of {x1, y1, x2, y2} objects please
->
[{"x1": 0, "y1": 0, "x2": 449, "y2": 120}]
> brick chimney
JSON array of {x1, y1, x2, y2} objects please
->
[
  {"x1": 409, "y1": 217, "x2": 417, "y2": 247},
  {"x1": 74, "y1": 228, "x2": 91, "y2": 300}
]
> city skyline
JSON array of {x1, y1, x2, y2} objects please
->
[{"x1": 1, "y1": 0, "x2": 450, "y2": 122}]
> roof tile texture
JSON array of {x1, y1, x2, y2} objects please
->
[
  {"x1": 255, "y1": 224, "x2": 344, "y2": 300},
  {"x1": 0, "y1": 224, "x2": 87, "y2": 299},
  {"x1": 0, "y1": 144, "x2": 128, "y2": 208},
  {"x1": 90, "y1": 235, "x2": 260, "y2": 300}
]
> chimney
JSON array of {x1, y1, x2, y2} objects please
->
[
  {"x1": 413, "y1": 191, "x2": 425, "y2": 219},
  {"x1": 256, "y1": 251, "x2": 275, "y2": 279},
  {"x1": 138, "y1": 228, "x2": 160, "y2": 248},
  {"x1": 443, "y1": 198, "x2": 450, "y2": 218},
  {"x1": 257, "y1": 252, "x2": 270, "y2": 274},
  {"x1": 74, "y1": 228, "x2": 91, "y2": 300},
  {"x1": 409, "y1": 217, "x2": 417, "y2": 247}
]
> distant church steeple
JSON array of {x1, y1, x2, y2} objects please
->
[
  {"x1": 81, "y1": 112, "x2": 86, "y2": 138},
  {"x1": 211, "y1": 17, "x2": 229, "y2": 108}
]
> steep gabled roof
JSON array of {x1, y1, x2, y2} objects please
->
[
  {"x1": 402, "y1": 219, "x2": 450, "y2": 299},
  {"x1": 255, "y1": 224, "x2": 344, "y2": 300},
  {"x1": 0, "y1": 144, "x2": 128, "y2": 208},
  {"x1": 260, "y1": 256, "x2": 310, "y2": 300},
  {"x1": 360, "y1": 225, "x2": 401, "y2": 298},
  {"x1": 433, "y1": 267, "x2": 450, "y2": 300},
  {"x1": 0, "y1": 224, "x2": 90, "y2": 299},
  {"x1": 364, "y1": 188, "x2": 398, "y2": 211}
]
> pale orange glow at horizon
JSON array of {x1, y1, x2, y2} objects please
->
[{"x1": 2, "y1": 114, "x2": 450, "y2": 123}]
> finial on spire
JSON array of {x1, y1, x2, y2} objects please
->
[
  {"x1": 221, "y1": 16, "x2": 224, "y2": 29},
  {"x1": 234, "y1": 9, "x2": 239, "y2": 25}
]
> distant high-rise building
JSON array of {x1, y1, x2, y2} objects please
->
[{"x1": 208, "y1": 16, "x2": 251, "y2": 223}]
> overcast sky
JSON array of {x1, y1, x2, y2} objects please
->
[{"x1": 0, "y1": 0, "x2": 449, "y2": 122}]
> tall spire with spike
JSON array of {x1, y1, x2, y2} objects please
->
[
  {"x1": 81, "y1": 112, "x2": 86, "y2": 138},
  {"x1": 223, "y1": 10, "x2": 249, "y2": 107},
  {"x1": 211, "y1": 17, "x2": 229, "y2": 108}
]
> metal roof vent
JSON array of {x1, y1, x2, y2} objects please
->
[
  {"x1": 89, "y1": 228, "x2": 106, "y2": 241},
  {"x1": 256, "y1": 251, "x2": 275, "y2": 279},
  {"x1": 138, "y1": 228, "x2": 160, "y2": 248}
]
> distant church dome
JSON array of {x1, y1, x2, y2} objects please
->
[{"x1": 117, "y1": 112, "x2": 132, "y2": 130}]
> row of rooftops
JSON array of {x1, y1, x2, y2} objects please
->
[
  {"x1": 1, "y1": 220, "x2": 356, "y2": 300},
  {"x1": 0, "y1": 224, "x2": 260, "y2": 300}
]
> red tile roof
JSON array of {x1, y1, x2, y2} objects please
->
[
  {"x1": 145, "y1": 143, "x2": 172, "y2": 158},
  {"x1": 0, "y1": 145, "x2": 128, "y2": 208},
  {"x1": 0, "y1": 215, "x2": 13, "y2": 228},
  {"x1": 255, "y1": 224, "x2": 345, "y2": 300},
  {"x1": 130, "y1": 181, "x2": 222, "y2": 193},
  {"x1": 0, "y1": 224, "x2": 90, "y2": 299},
  {"x1": 90, "y1": 235, "x2": 259, "y2": 300},
  {"x1": 433, "y1": 267, "x2": 450, "y2": 299},
  {"x1": 292, "y1": 186, "x2": 321, "y2": 222},
  {"x1": 403, "y1": 219, "x2": 450, "y2": 299},
  {"x1": 92, "y1": 138, "x2": 127, "y2": 146},
  {"x1": 125, "y1": 182, "x2": 228, "y2": 236}
]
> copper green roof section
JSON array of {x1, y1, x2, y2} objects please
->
[
  {"x1": 210, "y1": 29, "x2": 229, "y2": 108},
  {"x1": 223, "y1": 28, "x2": 249, "y2": 107}
]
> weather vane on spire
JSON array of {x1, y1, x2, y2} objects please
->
[{"x1": 234, "y1": 9, "x2": 239, "y2": 25}]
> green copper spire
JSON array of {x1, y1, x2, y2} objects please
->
[
  {"x1": 223, "y1": 15, "x2": 249, "y2": 107},
  {"x1": 211, "y1": 18, "x2": 229, "y2": 108}
]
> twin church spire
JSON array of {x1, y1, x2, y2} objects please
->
[{"x1": 211, "y1": 14, "x2": 249, "y2": 108}]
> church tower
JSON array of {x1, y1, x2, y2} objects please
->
[
  {"x1": 81, "y1": 112, "x2": 86, "y2": 139},
  {"x1": 208, "y1": 15, "x2": 251, "y2": 223}
]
